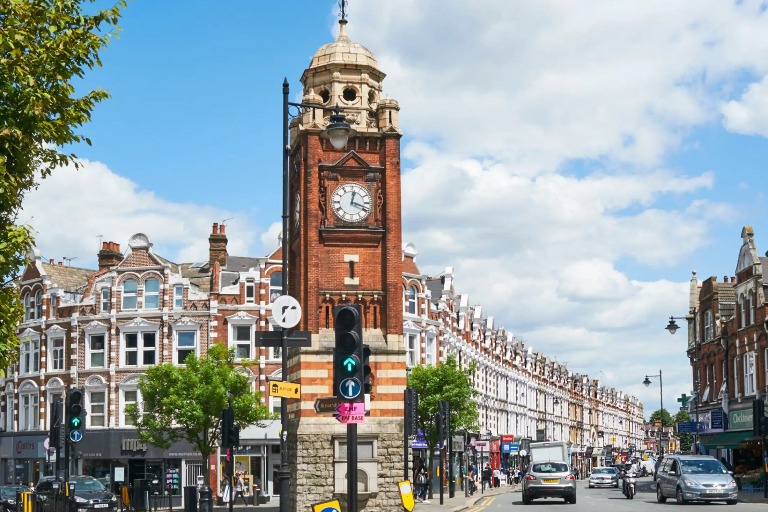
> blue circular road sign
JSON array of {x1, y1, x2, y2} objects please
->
[
  {"x1": 69, "y1": 430, "x2": 83, "y2": 443},
  {"x1": 339, "y1": 378, "x2": 361, "y2": 399}
]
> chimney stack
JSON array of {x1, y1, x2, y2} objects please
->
[
  {"x1": 98, "y1": 241, "x2": 122, "y2": 270},
  {"x1": 209, "y1": 223, "x2": 228, "y2": 269}
]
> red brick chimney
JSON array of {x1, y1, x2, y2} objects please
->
[
  {"x1": 98, "y1": 241, "x2": 122, "y2": 270},
  {"x1": 209, "y1": 223, "x2": 228, "y2": 269}
]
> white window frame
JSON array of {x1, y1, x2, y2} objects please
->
[
  {"x1": 144, "y1": 278, "x2": 160, "y2": 310},
  {"x1": 703, "y1": 310, "x2": 713, "y2": 341},
  {"x1": 425, "y1": 334, "x2": 436, "y2": 366},
  {"x1": 245, "y1": 280, "x2": 255, "y2": 304},
  {"x1": 23, "y1": 293, "x2": 32, "y2": 322},
  {"x1": 48, "y1": 336, "x2": 65, "y2": 372},
  {"x1": 733, "y1": 357, "x2": 740, "y2": 397},
  {"x1": 123, "y1": 331, "x2": 157, "y2": 367},
  {"x1": 5, "y1": 384, "x2": 14, "y2": 432},
  {"x1": 122, "y1": 388, "x2": 139, "y2": 427},
  {"x1": 20, "y1": 336, "x2": 40, "y2": 375},
  {"x1": 50, "y1": 293, "x2": 58, "y2": 318},
  {"x1": 749, "y1": 291, "x2": 756, "y2": 325},
  {"x1": 100, "y1": 288, "x2": 110, "y2": 313},
  {"x1": 743, "y1": 352, "x2": 756, "y2": 396},
  {"x1": 88, "y1": 389, "x2": 107, "y2": 428},
  {"x1": 231, "y1": 325, "x2": 253, "y2": 360},
  {"x1": 122, "y1": 279, "x2": 138, "y2": 310},
  {"x1": 171, "y1": 319, "x2": 200, "y2": 365},
  {"x1": 269, "y1": 394, "x2": 281, "y2": 417},
  {"x1": 404, "y1": 286, "x2": 417, "y2": 315},
  {"x1": 35, "y1": 290, "x2": 42, "y2": 319},
  {"x1": 19, "y1": 382, "x2": 39, "y2": 432},
  {"x1": 88, "y1": 333, "x2": 106, "y2": 369},
  {"x1": 228, "y1": 313, "x2": 256, "y2": 361},
  {"x1": 174, "y1": 285, "x2": 184, "y2": 309},
  {"x1": 269, "y1": 272, "x2": 283, "y2": 303},
  {"x1": 740, "y1": 294, "x2": 747, "y2": 327},
  {"x1": 405, "y1": 332, "x2": 420, "y2": 367}
]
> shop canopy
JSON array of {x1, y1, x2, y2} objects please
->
[{"x1": 701, "y1": 430, "x2": 756, "y2": 449}]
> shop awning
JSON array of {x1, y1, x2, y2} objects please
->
[{"x1": 701, "y1": 430, "x2": 756, "y2": 449}]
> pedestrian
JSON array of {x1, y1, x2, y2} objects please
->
[
  {"x1": 467, "y1": 468, "x2": 475, "y2": 495},
  {"x1": 493, "y1": 468, "x2": 501, "y2": 488},
  {"x1": 482, "y1": 463, "x2": 492, "y2": 492},
  {"x1": 413, "y1": 459, "x2": 429, "y2": 503},
  {"x1": 514, "y1": 467, "x2": 521, "y2": 486},
  {"x1": 234, "y1": 472, "x2": 248, "y2": 506}
]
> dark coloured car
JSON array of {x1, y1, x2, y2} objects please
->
[
  {"x1": 35, "y1": 476, "x2": 117, "y2": 512},
  {"x1": 522, "y1": 461, "x2": 577, "y2": 504},
  {"x1": 0, "y1": 485, "x2": 31, "y2": 512}
]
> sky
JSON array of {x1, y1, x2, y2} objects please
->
[{"x1": 19, "y1": 0, "x2": 768, "y2": 421}]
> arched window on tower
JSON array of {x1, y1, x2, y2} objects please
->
[{"x1": 404, "y1": 285, "x2": 417, "y2": 315}]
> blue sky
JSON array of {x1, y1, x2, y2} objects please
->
[{"x1": 21, "y1": 0, "x2": 768, "y2": 420}]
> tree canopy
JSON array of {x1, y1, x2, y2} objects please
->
[
  {"x1": 649, "y1": 408, "x2": 673, "y2": 429},
  {"x1": 407, "y1": 355, "x2": 478, "y2": 493},
  {"x1": 126, "y1": 344, "x2": 273, "y2": 484},
  {"x1": 0, "y1": 0, "x2": 126, "y2": 369}
]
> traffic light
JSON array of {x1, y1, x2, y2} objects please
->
[
  {"x1": 221, "y1": 407, "x2": 240, "y2": 448},
  {"x1": 49, "y1": 399, "x2": 62, "y2": 449},
  {"x1": 362, "y1": 344, "x2": 372, "y2": 394},
  {"x1": 404, "y1": 388, "x2": 419, "y2": 437},
  {"x1": 333, "y1": 304, "x2": 364, "y2": 402},
  {"x1": 66, "y1": 388, "x2": 85, "y2": 442}
]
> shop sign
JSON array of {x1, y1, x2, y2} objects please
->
[
  {"x1": 15, "y1": 439, "x2": 42, "y2": 457},
  {"x1": 728, "y1": 408, "x2": 752, "y2": 430},
  {"x1": 122, "y1": 439, "x2": 148, "y2": 453},
  {"x1": 711, "y1": 408, "x2": 725, "y2": 430}
]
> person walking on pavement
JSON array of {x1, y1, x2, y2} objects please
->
[
  {"x1": 233, "y1": 472, "x2": 248, "y2": 506},
  {"x1": 482, "y1": 463, "x2": 492, "y2": 492},
  {"x1": 413, "y1": 459, "x2": 429, "y2": 503}
]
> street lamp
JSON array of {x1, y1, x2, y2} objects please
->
[
  {"x1": 666, "y1": 308, "x2": 699, "y2": 453},
  {"x1": 280, "y1": 79, "x2": 353, "y2": 512},
  {"x1": 643, "y1": 371, "x2": 663, "y2": 455}
]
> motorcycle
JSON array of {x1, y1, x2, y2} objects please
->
[{"x1": 623, "y1": 472, "x2": 637, "y2": 499}]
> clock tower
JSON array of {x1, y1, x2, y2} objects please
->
[{"x1": 285, "y1": 15, "x2": 406, "y2": 512}]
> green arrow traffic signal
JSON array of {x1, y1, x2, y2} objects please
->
[
  {"x1": 69, "y1": 416, "x2": 82, "y2": 429},
  {"x1": 342, "y1": 356, "x2": 358, "y2": 373}
]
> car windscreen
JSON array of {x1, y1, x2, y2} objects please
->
[
  {"x1": 592, "y1": 468, "x2": 613, "y2": 474},
  {"x1": 532, "y1": 462, "x2": 568, "y2": 473},
  {"x1": 73, "y1": 480, "x2": 106, "y2": 492},
  {"x1": 680, "y1": 459, "x2": 728, "y2": 475}
]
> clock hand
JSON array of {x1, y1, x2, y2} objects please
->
[{"x1": 351, "y1": 201, "x2": 370, "y2": 211}]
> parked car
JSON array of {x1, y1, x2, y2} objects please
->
[
  {"x1": 655, "y1": 454, "x2": 738, "y2": 505},
  {"x1": 0, "y1": 485, "x2": 31, "y2": 512},
  {"x1": 522, "y1": 460, "x2": 576, "y2": 504},
  {"x1": 588, "y1": 467, "x2": 619, "y2": 488},
  {"x1": 35, "y1": 476, "x2": 117, "y2": 512}
]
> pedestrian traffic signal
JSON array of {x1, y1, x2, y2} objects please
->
[
  {"x1": 333, "y1": 304, "x2": 364, "y2": 402},
  {"x1": 49, "y1": 399, "x2": 62, "y2": 449},
  {"x1": 67, "y1": 388, "x2": 85, "y2": 442}
]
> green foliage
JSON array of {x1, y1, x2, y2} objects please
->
[
  {"x1": 674, "y1": 409, "x2": 693, "y2": 451},
  {"x1": 0, "y1": 0, "x2": 125, "y2": 369},
  {"x1": 649, "y1": 408, "x2": 673, "y2": 429},
  {"x1": 407, "y1": 355, "x2": 479, "y2": 493},
  {"x1": 126, "y1": 344, "x2": 273, "y2": 484}
]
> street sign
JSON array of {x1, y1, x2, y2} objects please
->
[
  {"x1": 256, "y1": 330, "x2": 311, "y2": 348},
  {"x1": 269, "y1": 381, "x2": 301, "y2": 398},
  {"x1": 271, "y1": 295, "x2": 302, "y2": 329},
  {"x1": 314, "y1": 396, "x2": 343, "y2": 414},
  {"x1": 339, "y1": 378, "x2": 361, "y2": 399},
  {"x1": 69, "y1": 430, "x2": 83, "y2": 443},
  {"x1": 336, "y1": 402, "x2": 364, "y2": 416},
  {"x1": 336, "y1": 413, "x2": 365, "y2": 424},
  {"x1": 310, "y1": 499, "x2": 341, "y2": 512}
]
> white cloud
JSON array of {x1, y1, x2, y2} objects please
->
[
  {"x1": 20, "y1": 160, "x2": 264, "y2": 268},
  {"x1": 722, "y1": 74, "x2": 768, "y2": 137}
]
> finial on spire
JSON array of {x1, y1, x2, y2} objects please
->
[{"x1": 339, "y1": 0, "x2": 348, "y2": 21}]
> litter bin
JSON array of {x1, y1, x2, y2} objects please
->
[
  {"x1": 183, "y1": 486, "x2": 197, "y2": 512},
  {"x1": 197, "y1": 485, "x2": 212, "y2": 512},
  {"x1": 133, "y1": 479, "x2": 149, "y2": 512}
]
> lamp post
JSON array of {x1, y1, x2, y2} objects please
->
[
  {"x1": 280, "y1": 79, "x2": 353, "y2": 512},
  {"x1": 666, "y1": 309, "x2": 699, "y2": 453},
  {"x1": 643, "y1": 371, "x2": 663, "y2": 455},
  {"x1": 552, "y1": 397, "x2": 560, "y2": 441}
]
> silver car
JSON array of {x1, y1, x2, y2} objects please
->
[
  {"x1": 656, "y1": 454, "x2": 738, "y2": 505},
  {"x1": 588, "y1": 467, "x2": 619, "y2": 488},
  {"x1": 522, "y1": 461, "x2": 577, "y2": 504}
]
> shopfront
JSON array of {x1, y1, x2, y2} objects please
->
[
  {"x1": 699, "y1": 407, "x2": 760, "y2": 487},
  {"x1": 0, "y1": 433, "x2": 52, "y2": 485},
  {"x1": 218, "y1": 421, "x2": 280, "y2": 499}
]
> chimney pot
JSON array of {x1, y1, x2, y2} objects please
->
[
  {"x1": 732, "y1": 277, "x2": 736, "y2": 283},
  {"x1": 213, "y1": 222, "x2": 219, "y2": 234},
  {"x1": 49, "y1": 259, "x2": 54, "y2": 264},
  {"x1": 220, "y1": 224, "x2": 226, "y2": 234},
  {"x1": 103, "y1": 241, "x2": 109, "y2": 250},
  {"x1": 58, "y1": 261, "x2": 62, "y2": 266},
  {"x1": 724, "y1": 276, "x2": 728, "y2": 282}
]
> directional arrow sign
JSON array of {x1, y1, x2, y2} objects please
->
[
  {"x1": 69, "y1": 430, "x2": 83, "y2": 443},
  {"x1": 314, "y1": 397, "x2": 343, "y2": 414},
  {"x1": 336, "y1": 414, "x2": 365, "y2": 424},
  {"x1": 342, "y1": 356, "x2": 358, "y2": 373},
  {"x1": 336, "y1": 402, "x2": 364, "y2": 416},
  {"x1": 339, "y1": 378, "x2": 361, "y2": 399}
]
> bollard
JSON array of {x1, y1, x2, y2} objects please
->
[
  {"x1": 197, "y1": 485, "x2": 212, "y2": 512},
  {"x1": 121, "y1": 485, "x2": 131, "y2": 511},
  {"x1": 183, "y1": 486, "x2": 197, "y2": 512}
]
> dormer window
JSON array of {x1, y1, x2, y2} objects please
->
[
  {"x1": 144, "y1": 278, "x2": 159, "y2": 309},
  {"x1": 122, "y1": 279, "x2": 137, "y2": 310},
  {"x1": 245, "y1": 280, "x2": 255, "y2": 304},
  {"x1": 174, "y1": 285, "x2": 184, "y2": 309}
]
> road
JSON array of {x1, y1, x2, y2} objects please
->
[{"x1": 467, "y1": 477, "x2": 765, "y2": 511}]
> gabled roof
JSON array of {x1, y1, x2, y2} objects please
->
[{"x1": 41, "y1": 262, "x2": 94, "y2": 292}]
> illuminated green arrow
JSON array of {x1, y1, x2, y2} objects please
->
[{"x1": 343, "y1": 357, "x2": 357, "y2": 373}]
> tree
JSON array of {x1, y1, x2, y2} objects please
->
[
  {"x1": 125, "y1": 344, "x2": 273, "y2": 485},
  {"x1": 407, "y1": 355, "x2": 479, "y2": 496},
  {"x1": 674, "y1": 409, "x2": 693, "y2": 452},
  {"x1": 0, "y1": 0, "x2": 126, "y2": 369},
  {"x1": 649, "y1": 408, "x2": 673, "y2": 429}
]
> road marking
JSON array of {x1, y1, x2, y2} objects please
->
[{"x1": 467, "y1": 496, "x2": 495, "y2": 512}]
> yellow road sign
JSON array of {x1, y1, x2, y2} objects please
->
[
  {"x1": 398, "y1": 481, "x2": 415, "y2": 511},
  {"x1": 311, "y1": 498, "x2": 341, "y2": 512},
  {"x1": 270, "y1": 381, "x2": 301, "y2": 398}
]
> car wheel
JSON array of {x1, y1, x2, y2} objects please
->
[
  {"x1": 588, "y1": 484, "x2": 593, "y2": 488},
  {"x1": 522, "y1": 491, "x2": 531, "y2": 505},
  {"x1": 726, "y1": 499, "x2": 738, "y2": 505},
  {"x1": 676, "y1": 487, "x2": 687, "y2": 504},
  {"x1": 614, "y1": 482, "x2": 619, "y2": 488},
  {"x1": 656, "y1": 485, "x2": 667, "y2": 503},
  {"x1": 569, "y1": 494, "x2": 577, "y2": 504}
]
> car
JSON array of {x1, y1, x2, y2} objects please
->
[
  {"x1": 588, "y1": 467, "x2": 619, "y2": 488},
  {"x1": 655, "y1": 454, "x2": 738, "y2": 505},
  {"x1": 522, "y1": 461, "x2": 576, "y2": 504},
  {"x1": 0, "y1": 485, "x2": 31, "y2": 512},
  {"x1": 35, "y1": 476, "x2": 118, "y2": 512}
]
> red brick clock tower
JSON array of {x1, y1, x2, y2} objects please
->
[{"x1": 285, "y1": 17, "x2": 406, "y2": 511}]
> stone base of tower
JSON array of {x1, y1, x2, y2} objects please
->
[{"x1": 288, "y1": 416, "x2": 405, "y2": 512}]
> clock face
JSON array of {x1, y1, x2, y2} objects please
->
[
  {"x1": 331, "y1": 183, "x2": 372, "y2": 222},
  {"x1": 294, "y1": 193, "x2": 300, "y2": 229}
]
